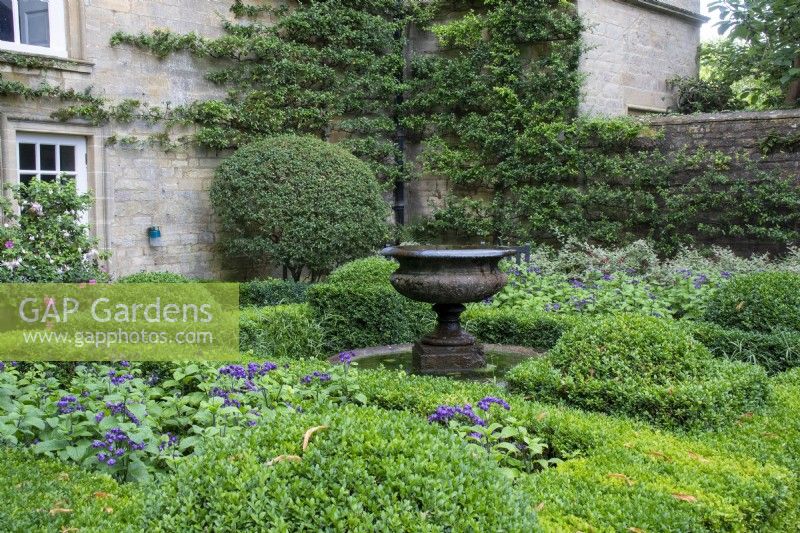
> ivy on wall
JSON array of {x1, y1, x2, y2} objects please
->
[{"x1": 0, "y1": 0, "x2": 798, "y2": 255}]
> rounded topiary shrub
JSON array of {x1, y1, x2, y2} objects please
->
[
  {"x1": 507, "y1": 314, "x2": 769, "y2": 430},
  {"x1": 326, "y1": 256, "x2": 397, "y2": 285},
  {"x1": 704, "y1": 272, "x2": 800, "y2": 333},
  {"x1": 149, "y1": 406, "x2": 538, "y2": 531},
  {"x1": 211, "y1": 135, "x2": 389, "y2": 280}
]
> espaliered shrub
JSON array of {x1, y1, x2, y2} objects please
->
[
  {"x1": 148, "y1": 406, "x2": 539, "y2": 531},
  {"x1": 308, "y1": 282, "x2": 434, "y2": 353},
  {"x1": 0, "y1": 448, "x2": 144, "y2": 531},
  {"x1": 239, "y1": 304, "x2": 324, "y2": 359},
  {"x1": 211, "y1": 135, "x2": 389, "y2": 281},
  {"x1": 462, "y1": 306, "x2": 582, "y2": 349},
  {"x1": 687, "y1": 321, "x2": 800, "y2": 374},
  {"x1": 239, "y1": 278, "x2": 309, "y2": 307},
  {"x1": 507, "y1": 314, "x2": 770, "y2": 430},
  {"x1": 705, "y1": 271, "x2": 800, "y2": 333}
]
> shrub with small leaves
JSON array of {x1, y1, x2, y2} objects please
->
[
  {"x1": 148, "y1": 405, "x2": 540, "y2": 531},
  {"x1": 507, "y1": 314, "x2": 770, "y2": 430},
  {"x1": 704, "y1": 271, "x2": 800, "y2": 333},
  {"x1": 210, "y1": 135, "x2": 390, "y2": 281}
]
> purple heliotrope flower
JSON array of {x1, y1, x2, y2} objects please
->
[
  {"x1": 569, "y1": 279, "x2": 586, "y2": 289},
  {"x1": 108, "y1": 370, "x2": 134, "y2": 386},
  {"x1": 693, "y1": 274, "x2": 709, "y2": 289},
  {"x1": 721, "y1": 271, "x2": 732, "y2": 280},
  {"x1": 95, "y1": 411, "x2": 105, "y2": 423},
  {"x1": 119, "y1": 360, "x2": 130, "y2": 368},
  {"x1": 159, "y1": 433, "x2": 179, "y2": 452},
  {"x1": 338, "y1": 351, "x2": 353, "y2": 365},
  {"x1": 57, "y1": 395, "x2": 85, "y2": 414},
  {"x1": 3, "y1": 240, "x2": 13, "y2": 249},
  {"x1": 428, "y1": 404, "x2": 486, "y2": 427},
  {"x1": 301, "y1": 371, "x2": 332, "y2": 384},
  {"x1": 476, "y1": 396, "x2": 511, "y2": 412}
]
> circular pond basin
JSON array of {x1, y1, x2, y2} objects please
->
[{"x1": 338, "y1": 344, "x2": 541, "y2": 383}]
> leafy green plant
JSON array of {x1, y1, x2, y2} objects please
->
[
  {"x1": 687, "y1": 320, "x2": 800, "y2": 374},
  {"x1": 148, "y1": 405, "x2": 540, "y2": 531},
  {"x1": 507, "y1": 314, "x2": 771, "y2": 430},
  {"x1": 117, "y1": 271, "x2": 191, "y2": 283},
  {"x1": 239, "y1": 304, "x2": 324, "y2": 359},
  {"x1": 705, "y1": 271, "x2": 800, "y2": 332},
  {"x1": 307, "y1": 282, "x2": 434, "y2": 352},
  {"x1": 0, "y1": 179, "x2": 109, "y2": 282},
  {"x1": 667, "y1": 75, "x2": 735, "y2": 113},
  {"x1": 0, "y1": 447, "x2": 145, "y2": 531},
  {"x1": 239, "y1": 278, "x2": 309, "y2": 307},
  {"x1": 326, "y1": 256, "x2": 397, "y2": 285},
  {"x1": 210, "y1": 135, "x2": 389, "y2": 280}
]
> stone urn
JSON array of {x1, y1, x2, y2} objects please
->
[{"x1": 380, "y1": 245, "x2": 515, "y2": 374}]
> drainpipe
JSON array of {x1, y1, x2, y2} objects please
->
[{"x1": 392, "y1": 2, "x2": 407, "y2": 231}]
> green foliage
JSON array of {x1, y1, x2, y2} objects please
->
[
  {"x1": 760, "y1": 129, "x2": 800, "y2": 155},
  {"x1": 0, "y1": 447, "x2": 145, "y2": 532},
  {"x1": 239, "y1": 304, "x2": 325, "y2": 359},
  {"x1": 239, "y1": 278, "x2": 309, "y2": 306},
  {"x1": 699, "y1": 38, "x2": 785, "y2": 110},
  {"x1": 462, "y1": 306, "x2": 579, "y2": 349},
  {"x1": 326, "y1": 256, "x2": 397, "y2": 285},
  {"x1": 0, "y1": 179, "x2": 109, "y2": 282},
  {"x1": 507, "y1": 314, "x2": 770, "y2": 430},
  {"x1": 210, "y1": 135, "x2": 389, "y2": 280},
  {"x1": 307, "y1": 282, "x2": 434, "y2": 352},
  {"x1": 710, "y1": 0, "x2": 800, "y2": 106},
  {"x1": 667, "y1": 75, "x2": 735, "y2": 113},
  {"x1": 688, "y1": 320, "x2": 800, "y2": 374},
  {"x1": 117, "y1": 271, "x2": 191, "y2": 283},
  {"x1": 149, "y1": 405, "x2": 539, "y2": 531},
  {"x1": 705, "y1": 271, "x2": 800, "y2": 333},
  {"x1": 354, "y1": 368, "x2": 797, "y2": 531}
]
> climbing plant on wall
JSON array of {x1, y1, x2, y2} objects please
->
[{"x1": 0, "y1": 0, "x2": 798, "y2": 256}]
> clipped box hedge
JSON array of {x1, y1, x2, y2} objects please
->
[
  {"x1": 351, "y1": 368, "x2": 796, "y2": 532},
  {"x1": 0, "y1": 448, "x2": 144, "y2": 532},
  {"x1": 239, "y1": 304, "x2": 325, "y2": 359},
  {"x1": 149, "y1": 405, "x2": 539, "y2": 532},
  {"x1": 705, "y1": 271, "x2": 800, "y2": 333},
  {"x1": 463, "y1": 306, "x2": 583, "y2": 349},
  {"x1": 239, "y1": 278, "x2": 309, "y2": 307},
  {"x1": 307, "y1": 282, "x2": 434, "y2": 353},
  {"x1": 506, "y1": 314, "x2": 770, "y2": 431}
]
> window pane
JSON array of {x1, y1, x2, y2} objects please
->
[
  {"x1": 59, "y1": 145, "x2": 76, "y2": 171},
  {"x1": 19, "y1": 143, "x2": 36, "y2": 170},
  {"x1": 0, "y1": 0, "x2": 13, "y2": 42},
  {"x1": 20, "y1": 173, "x2": 37, "y2": 185},
  {"x1": 40, "y1": 173, "x2": 57, "y2": 183},
  {"x1": 40, "y1": 144, "x2": 56, "y2": 170},
  {"x1": 18, "y1": 0, "x2": 49, "y2": 47}
]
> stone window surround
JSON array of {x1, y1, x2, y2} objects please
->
[
  {"x1": 0, "y1": 115, "x2": 111, "y2": 253},
  {"x1": 0, "y1": 0, "x2": 91, "y2": 73}
]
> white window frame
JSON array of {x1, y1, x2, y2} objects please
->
[
  {"x1": 16, "y1": 132, "x2": 88, "y2": 221},
  {"x1": 0, "y1": 0, "x2": 67, "y2": 58}
]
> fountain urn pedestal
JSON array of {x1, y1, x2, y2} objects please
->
[{"x1": 380, "y1": 246, "x2": 515, "y2": 375}]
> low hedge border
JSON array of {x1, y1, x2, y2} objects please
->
[
  {"x1": 239, "y1": 304, "x2": 324, "y2": 359},
  {"x1": 239, "y1": 278, "x2": 309, "y2": 307},
  {"x1": 307, "y1": 282, "x2": 434, "y2": 353},
  {"x1": 149, "y1": 405, "x2": 539, "y2": 531},
  {"x1": 463, "y1": 305, "x2": 583, "y2": 349},
  {"x1": 0, "y1": 447, "x2": 144, "y2": 532},
  {"x1": 350, "y1": 368, "x2": 797, "y2": 532},
  {"x1": 687, "y1": 320, "x2": 800, "y2": 374},
  {"x1": 505, "y1": 314, "x2": 771, "y2": 431}
]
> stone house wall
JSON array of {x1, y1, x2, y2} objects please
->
[
  {"x1": 0, "y1": 0, "x2": 708, "y2": 280},
  {"x1": 578, "y1": 0, "x2": 705, "y2": 116},
  {"x1": 0, "y1": 0, "x2": 237, "y2": 279}
]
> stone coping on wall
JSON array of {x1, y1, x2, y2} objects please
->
[
  {"x1": 615, "y1": 0, "x2": 709, "y2": 25},
  {"x1": 644, "y1": 109, "x2": 800, "y2": 126},
  {"x1": 0, "y1": 52, "x2": 94, "y2": 74}
]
